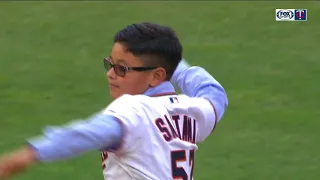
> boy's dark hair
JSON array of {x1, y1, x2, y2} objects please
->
[{"x1": 114, "y1": 22, "x2": 183, "y2": 80}]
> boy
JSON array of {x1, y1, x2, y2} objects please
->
[{"x1": 0, "y1": 22, "x2": 228, "y2": 179}]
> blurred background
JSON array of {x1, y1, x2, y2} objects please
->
[{"x1": 0, "y1": 1, "x2": 319, "y2": 180}]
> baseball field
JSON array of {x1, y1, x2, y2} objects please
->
[{"x1": 0, "y1": 1, "x2": 319, "y2": 180}]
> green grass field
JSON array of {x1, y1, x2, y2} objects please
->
[{"x1": 0, "y1": 1, "x2": 319, "y2": 180}]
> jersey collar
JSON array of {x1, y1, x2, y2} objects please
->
[{"x1": 143, "y1": 81, "x2": 176, "y2": 97}]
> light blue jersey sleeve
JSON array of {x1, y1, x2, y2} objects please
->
[
  {"x1": 27, "y1": 113, "x2": 123, "y2": 162},
  {"x1": 170, "y1": 59, "x2": 228, "y2": 121}
]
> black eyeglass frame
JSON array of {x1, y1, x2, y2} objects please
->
[{"x1": 103, "y1": 58, "x2": 158, "y2": 77}]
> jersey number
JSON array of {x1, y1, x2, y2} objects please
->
[{"x1": 171, "y1": 150, "x2": 195, "y2": 180}]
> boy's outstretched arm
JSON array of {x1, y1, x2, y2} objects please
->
[{"x1": 0, "y1": 113, "x2": 123, "y2": 179}]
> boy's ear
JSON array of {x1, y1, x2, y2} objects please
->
[{"x1": 149, "y1": 67, "x2": 166, "y2": 87}]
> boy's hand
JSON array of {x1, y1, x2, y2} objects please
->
[{"x1": 0, "y1": 146, "x2": 37, "y2": 179}]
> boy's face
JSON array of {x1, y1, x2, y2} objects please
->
[{"x1": 106, "y1": 42, "x2": 166, "y2": 99}]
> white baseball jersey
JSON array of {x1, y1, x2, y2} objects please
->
[{"x1": 101, "y1": 93, "x2": 217, "y2": 180}]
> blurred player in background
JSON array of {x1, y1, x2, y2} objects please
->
[{"x1": 0, "y1": 22, "x2": 228, "y2": 179}]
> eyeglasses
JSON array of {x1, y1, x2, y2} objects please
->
[{"x1": 103, "y1": 58, "x2": 158, "y2": 77}]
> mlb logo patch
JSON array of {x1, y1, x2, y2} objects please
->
[
  {"x1": 169, "y1": 97, "x2": 179, "y2": 103},
  {"x1": 294, "y1": 9, "x2": 307, "y2": 21}
]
